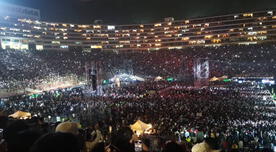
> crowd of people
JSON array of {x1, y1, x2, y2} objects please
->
[
  {"x1": 0, "y1": 81, "x2": 276, "y2": 152},
  {"x1": 0, "y1": 43, "x2": 276, "y2": 152},
  {"x1": 0, "y1": 43, "x2": 276, "y2": 92}
]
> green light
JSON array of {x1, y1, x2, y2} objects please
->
[
  {"x1": 166, "y1": 77, "x2": 174, "y2": 82},
  {"x1": 31, "y1": 94, "x2": 39, "y2": 98},
  {"x1": 103, "y1": 80, "x2": 109, "y2": 84},
  {"x1": 55, "y1": 92, "x2": 61, "y2": 97},
  {"x1": 223, "y1": 79, "x2": 231, "y2": 82}
]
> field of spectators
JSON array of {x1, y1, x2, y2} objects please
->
[
  {"x1": 1, "y1": 81, "x2": 276, "y2": 152},
  {"x1": 1, "y1": 43, "x2": 276, "y2": 151},
  {"x1": 1, "y1": 43, "x2": 276, "y2": 92}
]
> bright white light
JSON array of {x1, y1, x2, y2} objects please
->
[
  {"x1": 110, "y1": 74, "x2": 144, "y2": 82},
  {"x1": 107, "y1": 25, "x2": 115, "y2": 30},
  {"x1": 268, "y1": 11, "x2": 273, "y2": 15},
  {"x1": 262, "y1": 79, "x2": 275, "y2": 84},
  {"x1": 36, "y1": 45, "x2": 43, "y2": 51},
  {"x1": 60, "y1": 45, "x2": 68, "y2": 49}
]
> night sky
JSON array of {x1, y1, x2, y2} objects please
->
[{"x1": 2, "y1": 0, "x2": 276, "y2": 24}]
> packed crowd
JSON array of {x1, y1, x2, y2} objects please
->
[
  {"x1": 1, "y1": 81, "x2": 276, "y2": 152},
  {"x1": 1, "y1": 43, "x2": 276, "y2": 91},
  {"x1": 0, "y1": 43, "x2": 276, "y2": 152}
]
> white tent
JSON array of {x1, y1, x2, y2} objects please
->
[
  {"x1": 210, "y1": 76, "x2": 229, "y2": 82},
  {"x1": 9, "y1": 111, "x2": 31, "y2": 119},
  {"x1": 154, "y1": 76, "x2": 163, "y2": 81},
  {"x1": 209, "y1": 77, "x2": 219, "y2": 82},
  {"x1": 110, "y1": 74, "x2": 145, "y2": 82},
  {"x1": 130, "y1": 120, "x2": 152, "y2": 136}
]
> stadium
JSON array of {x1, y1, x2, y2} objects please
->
[
  {"x1": 1, "y1": 9, "x2": 276, "y2": 51},
  {"x1": 1, "y1": 1, "x2": 276, "y2": 152}
]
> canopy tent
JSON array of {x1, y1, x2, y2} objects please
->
[
  {"x1": 209, "y1": 77, "x2": 219, "y2": 82},
  {"x1": 130, "y1": 120, "x2": 152, "y2": 136},
  {"x1": 154, "y1": 76, "x2": 163, "y2": 81},
  {"x1": 210, "y1": 76, "x2": 229, "y2": 82},
  {"x1": 9, "y1": 111, "x2": 31, "y2": 119},
  {"x1": 110, "y1": 74, "x2": 145, "y2": 82}
]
